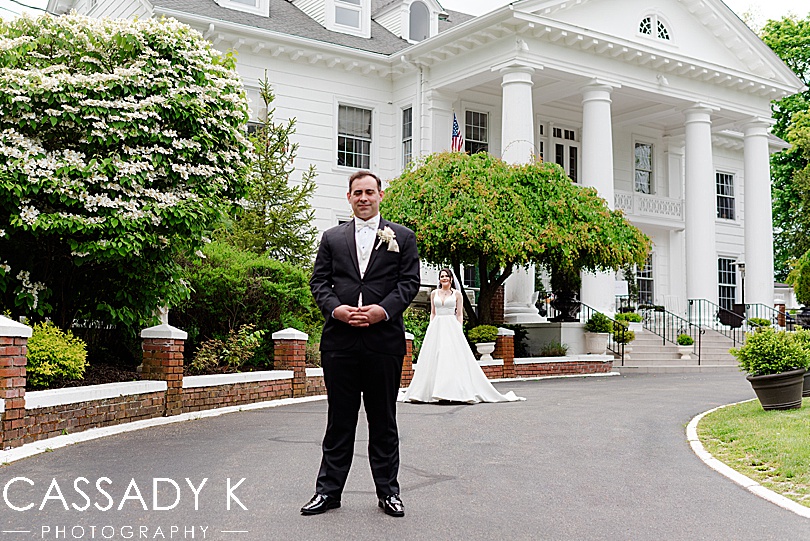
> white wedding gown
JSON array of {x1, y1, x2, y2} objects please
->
[{"x1": 399, "y1": 291, "x2": 525, "y2": 404}]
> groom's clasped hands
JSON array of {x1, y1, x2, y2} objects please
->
[{"x1": 333, "y1": 304, "x2": 386, "y2": 327}]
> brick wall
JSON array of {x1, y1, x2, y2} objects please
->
[
  {"x1": 182, "y1": 380, "x2": 293, "y2": 413},
  {"x1": 515, "y1": 359, "x2": 613, "y2": 377}
]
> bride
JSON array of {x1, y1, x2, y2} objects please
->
[{"x1": 399, "y1": 268, "x2": 524, "y2": 404}]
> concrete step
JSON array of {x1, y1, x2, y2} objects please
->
[{"x1": 615, "y1": 364, "x2": 741, "y2": 374}]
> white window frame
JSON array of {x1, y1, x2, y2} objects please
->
[
  {"x1": 326, "y1": 0, "x2": 371, "y2": 38},
  {"x1": 633, "y1": 139, "x2": 655, "y2": 195},
  {"x1": 402, "y1": 105, "x2": 414, "y2": 170},
  {"x1": 718, "y1": 256, "x2": 737, "y2": 311},
  {"x1": 550, "y1": 124, "x2": 581, "y2": 183},
  {"x1": 636, "y1": 253, "x2": 655, "y2": 306},
  {"x1": 214, "y1": 0, "x2": 270, "y2": 17},
  {"x1": 463, "y1": 107, "x2": 490, "y2": 155},
  {"x1": 334, "y1": 99, "x2": 376, "y2": 173},
  {"x1": 716, "y1": 171, "x2": 737, "y2": 221},
  {"x1": 637, "y1": 12, "x2": 674, "y2": 43}
]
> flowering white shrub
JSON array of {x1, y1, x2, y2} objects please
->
[{"x1": 0, "y1": 14, "x2": 251, "y2": 328}]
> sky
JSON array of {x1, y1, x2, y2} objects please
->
[{"x1": 0, "y1": 0, "x2": 808, "y2": 25}]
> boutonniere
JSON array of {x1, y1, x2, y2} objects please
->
[{"x1": 375, "y1": 226, "x2": 399, "y2": 252}]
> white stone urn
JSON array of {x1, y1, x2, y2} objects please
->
[
  {"x1": 628, "y1": 322, "x2": 643, "y2": 333},
  {"x1": 677, "y1": 345, "x2": 693, "y2": 360},
  {"x1": 476, "y1": 342, "x2": 496, "y2": 362},
  {"x1": 584, "y1": 332, "x2": 608, "y2": 355}
]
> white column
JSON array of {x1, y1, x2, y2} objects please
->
[
  {"x1": 500, "y1": 64, "x2": 535, "y2": 163},
  {"x1": 684, "y1": 106, "x2": 718, "y2": 303},
  {"x1": 743, "y1": 119, "x2": 775, "y2": 306},
  {"x1": 426, "y1": 89, "x2": 454, "y2": 153},
  {"x1": 500, "y1": 64, "x2": 543, "y2": 323},
  {"x1": 580, "y1": 81, "x2": 617, "y2": 315}
]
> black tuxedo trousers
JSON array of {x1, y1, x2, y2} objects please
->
[{"x1": 317, "y1": 349, "x2": 402, "y2": 498}]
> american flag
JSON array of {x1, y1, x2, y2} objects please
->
[{"x1": 451, "y1": 112, "x2": 464, "y2": 152}]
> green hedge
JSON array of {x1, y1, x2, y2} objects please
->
[
  {"x1": 27, "y1": 322, "x2": 87, "y2": 389},
  {"x1": 173, "y1": 241, "x2": 321, "y2": 369}
]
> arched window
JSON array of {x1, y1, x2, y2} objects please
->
[
  {"x1": 639, "y1": 15, "x2": 670, "y2": 41},
  {"x1": 409, "y1": 1, "x2": 430, "y2": 42}
]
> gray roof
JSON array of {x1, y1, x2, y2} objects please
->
[{"x1": 151, "y1": 0, "x2": 472, "y2": 56}]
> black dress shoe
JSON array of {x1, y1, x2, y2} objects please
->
[
  {"x1": 378, "y1": 494, "x2": 405, "y2": 517},
  {"x1": 300, "y1": 493, "x2": 341, "y2": 515}
]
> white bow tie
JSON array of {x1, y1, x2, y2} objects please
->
[{"x1": 355, "y1": 220, "x2": 376, "y2": 232}]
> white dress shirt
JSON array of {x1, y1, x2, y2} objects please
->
[{"x1": 355, "y1": 214, "x2": 380, "y2": 278}]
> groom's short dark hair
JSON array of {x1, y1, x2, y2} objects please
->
[{"x1": 349, "y1": 170, "x2": 382, "y2": 192}]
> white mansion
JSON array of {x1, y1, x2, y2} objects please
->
[{"x1": 48, "y1": 0, "x2": 805, "y2": 319}]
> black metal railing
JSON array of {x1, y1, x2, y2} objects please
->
[
  {"x1": 746, "y1": 303, "x2": 796, "y2": 331},
  {"x1": 638, "y1": 305, "x2": 703, "y2": 364},
  {"x1": 581, "y1": 303, "x2": 627, "y2": 365},
  {"x1": 687, "y1": 299, "x2": 746, "y2": 346}
]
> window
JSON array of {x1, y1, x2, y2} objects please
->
[
  {"x1": 338, "y1": 105, "x2": 372, "y2": 169},
  {"x1": 718, "y1": 258, "x2": 736, "y2": 311},
  {"x1": 409, "y1": 1, "x2": 430, "y2": 42},
  {"x1": 537, "y1": 124, "x2": 545, "y2": 161},
  {"x1": 335, "y1": 0, "x2": 362, "y2": 28},
  {"x1": 465, "y1": 110, "x2": 488, "y2": 155},
  {"x1": 215, "y1": 0, "x2": 269, "y2": 16},
  {"x1": 637, "y1": 255, "x2": 654, "y2": 305},
  {"x1": 639, "y1": 15, "x2": 670, "y2": 41},
  {"x1": 551, "y1": 126, "x2": 579, "y2": 182},
  {"x1": 634, "y1": 142, "x2": 653, "y2": 194},
  {"x1": 716, "y1": 172, "x2": 735, "y2": 220},
  {"x1": 463, "y1": 266, "x2": 480, "y2": 289},
  {"x1": 402, "y1": 107, "x2": 413, "y2": 167}
]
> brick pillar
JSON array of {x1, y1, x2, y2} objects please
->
[
  {"x1": 491, "y1": 286, "x2": 505, "y2": 325},
  {"x1": 401, "y1": 332, "x2": 414, "y2": 387},
  {"x1": 0, "y1": 316, "x2": 32, "y2": 449},
  {"x1": 272, "y1": 328, "x2": 308, "y2": 398},
  {"x1": 141, "y1": 324, "x2": 187, "y2": 416},
  {"x1": 496, "y1": 327, "x2": 515, "y2": 379}
]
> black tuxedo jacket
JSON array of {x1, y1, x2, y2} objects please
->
[{"x1": 310, "y1": 218, "x2": 420, "y2": 357}]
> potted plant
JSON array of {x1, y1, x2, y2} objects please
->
[
  {"x1": 613, "y1": 324, "x2": 636, "y2": 359},
  {"x1": 468, "y1": 325, "x2": 499, "y2": 362},
  {"x1": 616, "y1": 312, "x2": 643, "y2": 333},
  {"x1": 730, "y1": 327, "x2": 809, "y2": 410},
  {"x1": 583, "y1": 312, "x2": 612, "y2": 355},
  {"x1": 790, "y1": 328, "x2": 810, "y2": 398},
  {"x1": 676, "y1": 333, "x2": 694, "y2": 360}
]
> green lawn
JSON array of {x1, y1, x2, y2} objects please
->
[{"x1": 697, "y1": 398, "x2": 810, "y2": 507}]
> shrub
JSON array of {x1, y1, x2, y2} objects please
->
[
  {"x1": 539, "y1": 342, "x2": 568, "y2": 357},
  {"x1": 404, "y1": 307, "x2": 430, "y2": 360},
  {"x1": 747, "y1": 317, "x2": 771, "y2": 329},
  {"x1": 173, "y1": 241, "x2": 322, "y2": 369},
  {"x1": 677, "y1": 333, "x2": 695, "y2": 346},
  {"x1": 26, "y1": 322, "x2": 87, "y2": 389},
  {"x1": 730, "y1": 327, "x2": 810, "y2": 376},
  {"x1": 616, "y1": 312, "x2": 642, "y2": 323},
  {"x1": 468, "y1": 325, "x2": 498, "y2": 343},
  {"x1": 792, "y1": 250, "x2": 810, "y2": 306},
  {"x1": 584, "y1": 312, "x2": 612, "y2": 333},
  {"x1": 188, "y1": 324, "x2": 265, "y2": 375}
]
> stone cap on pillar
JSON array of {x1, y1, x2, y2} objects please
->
[
  {"x1": 497, "y1": 327, "x2": 515, "y2": 336},
  {"x1": 0, "y1": 315, "x2": 32, "y2": 338},
  {"x1": 272, "y1": 328, "x2": 308, "y2": 341},
  {"x1": 141, "y1": 323, "x2": 188, "y2": 340},
  {"x1": 405, "y1": 332, "x2": 414, "y2": 340}
]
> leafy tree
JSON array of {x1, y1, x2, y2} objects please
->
[
  {"x1": 0, "y1": 14, "x2": 251, "y2": 330},
  {"x1": 761, "y1": 15, "x2": 810, "y2": 280},
  {"x1": 217, "y1": 75, "x2": 317, "y2": 262},
  {"x1": 381, "y1": 152, "x2": 650, "y2": 326}
]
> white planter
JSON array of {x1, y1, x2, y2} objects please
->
[
  {"x1": 677, "y1": 345, "x2": 693, "y2": 360},
  {"x1": 584, "y1": 332, "x2": 608, "y2": 355},
  {"x1": 475, "y1": 342, "x2": 496, "y2": 362},
  {"x1": 628, "y1": 322, "x2": 643, "y2": 333},
  {"x1": 622, "y1": 346, "x2": 632, "y2": 360}
]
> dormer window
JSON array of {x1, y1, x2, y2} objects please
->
[
  {"x1": 409, "y1": 1, "x2": 430, "y2": 42},
  {"x1": 327, "y1": 0, "x2": 371, "y2": 38},
  {"x1": 214, "y1": 0, "x2": 270, "y2": 17},
  {"x1": 639, "y1": 15, "x2": 670, "y2": 41}
]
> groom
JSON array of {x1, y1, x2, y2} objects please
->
[{"x1": 302, "y1": 170, "x2": 420, "y2": 517}]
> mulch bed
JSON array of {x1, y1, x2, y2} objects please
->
[{"x1": 27, "y1": 363, "x2": 142, "y2": 391}]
